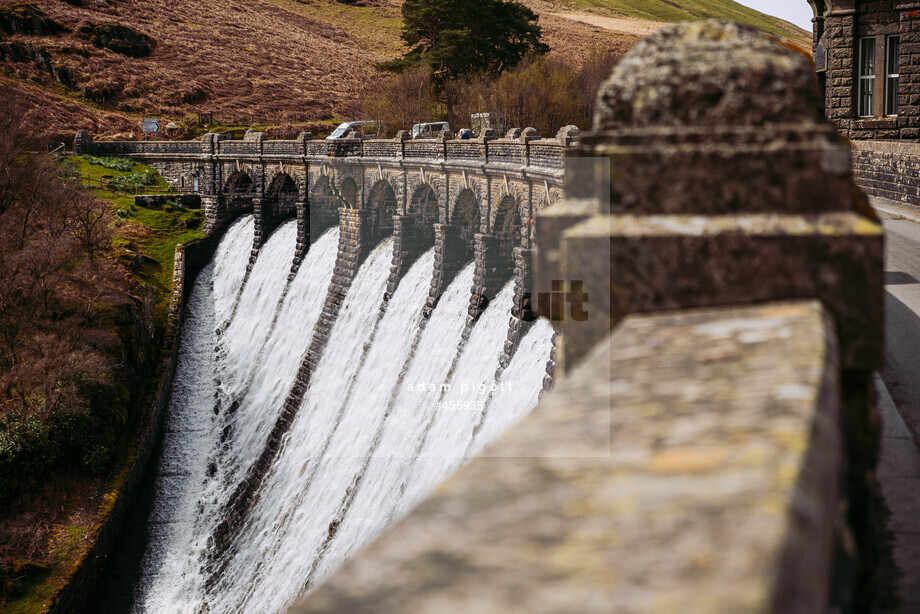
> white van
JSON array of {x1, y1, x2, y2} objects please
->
[
  {"x1": 411, "y1": 122, "x2": 451, "y2": 139},
  {"x1": 326, "y1": 121, "x2": 386, "y2": 140}
]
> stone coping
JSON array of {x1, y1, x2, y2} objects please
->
[
  {"x1": 850, "y1": 140, "x2": 920, "y2": 155},
  {"x1": 293, "y1": 300, "x2": 841, "y2": 614}
]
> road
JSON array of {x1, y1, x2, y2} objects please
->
[
  {"x1": 871, "y1": 199, "x2": 920, "y2": 614},
  {"x1": 880, "y1": 215, "x2": 920, "y2": 442}
]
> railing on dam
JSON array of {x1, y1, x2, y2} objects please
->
[
  {"x1": 290, "y1": 20, "x2": 885, "y2": 614},
  {"x1": 75, "y1": 127, "x2": 575, "y2": 171}
]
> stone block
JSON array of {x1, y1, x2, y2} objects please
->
[
  {"x1": 532, "y1": 198, "x2": 600, "y2": 317},
  {"x1": 556, "y1": 211, "x2": 883, "y2": 370}
]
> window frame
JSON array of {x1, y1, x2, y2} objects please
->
[
  {"x1": 886, "y1": 35, "x2": 900, "y2": 117},
  {"x1": 858, "y1": 37, "x2": 876, "y2": 118}
]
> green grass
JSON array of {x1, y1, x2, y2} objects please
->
[
  {"x1": 557, "y1": 0, "x2": 810, "y2": 42},
  {"x1": 67, "y1": 155, "x2": 204, "y2": 323},
  {"x1": 3, "y1": 527, "x2": 89, "y2": 614}
]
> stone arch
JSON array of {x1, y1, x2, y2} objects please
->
[
  {"x1": 408, "y1": 183, "x2": 440, "y2": 245},
  {"x1": 341, "y1": 177, "x2": 359, "y2": 209},
  {"x1": 367, "y1": 179, "x2": 398, "y2": 238},
  {"x1": 807, "y1": 0, "x2": 825, "y2": 19},
  {"x1": 451, "y1": 188, "x2": 480, "y2": 260},
  {"x1": 264, "y1": 172, "x2": 298, "y2": 223},
  {"x1": 530, "y1": 186, "x2": 562, "y2": 247},
  {"x1": 224, "y1": 171, "x2": 255, "y2": 218},
  {"x1": 493, "y1": 192, "x2": 523, "y2": 263},
  {"x1": 310, "y1": 174, "x2": 339, "y2": 227}
]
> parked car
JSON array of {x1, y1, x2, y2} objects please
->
[
  {"x1": 326, "y1": 120, "x2": 386, "y2": 140},
  {"x1": 411, "y1": 122, "x2": 451, "y2": 139}
]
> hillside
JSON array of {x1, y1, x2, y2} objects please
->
[
  {"x1": 546, "y1": 0, "x2": 809, "y2": 41},
  {"x1": 0, "y1": 0, "x2": 809, "y2": 140}
]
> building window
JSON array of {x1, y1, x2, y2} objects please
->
[
  {"x1": 859, "y1": 37, "x2": 875, "y2": 117},
  {"x1": 886, "y1": 35, "x2": 900, "y2": 117},
  {"x1": 193, "y1": 176, "x2": 199, "y2": 193}
]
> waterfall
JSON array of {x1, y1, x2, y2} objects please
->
[
  {"x1": 469, "y1": 318, "x2": 556, "y2": 454},
  {"x1": 132, "y1": 217, "x2": 554, "y2": 613}
]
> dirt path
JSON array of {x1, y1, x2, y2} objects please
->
[{"x1": 549, "y1": 11, "x2": 667, "y2": 37}]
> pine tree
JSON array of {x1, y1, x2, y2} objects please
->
[{"x1": 379, "y1": 0, "x2": 549, "y2": 84}]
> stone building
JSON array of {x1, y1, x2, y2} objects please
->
[
  {"x1": 808, "y1": 0, "x2": 913, "y2": 139},
  {"x1": 809, "y1": 1, "x2": 920, "y2": 204}
]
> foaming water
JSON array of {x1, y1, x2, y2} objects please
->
[
  {"x1": 312, "y1": 260, "x2": 477, "y2": 582},
  {"x1": 133, "y1": 223, "x2": 552, "y2": 613},
  {"x1": 133, "y1": 223, "x2": 339, "y2": 613},
  {"x1": 470, "y1": 318, "x2": 555, "y2": 455},
  {"x1": 399, "y1": 281, "x2": 517, "y2": 510},
  {"x1": 207, "y1": 247, "x2": 434, "y2": 612},
  {"x1": 211, "y1": 216, "x2": 255, "y2": 326}
]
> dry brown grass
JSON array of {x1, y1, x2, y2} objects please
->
[{"x1": 0, "y1": 0, "x2": 635, "y2": 138}]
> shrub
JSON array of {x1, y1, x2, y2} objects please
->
[
  {"x1": 108, "y1": 170, "x2": 155, "y2": 191},
  {"x1": 0, "y1": 419, "x2": 58, "y2": 501},
  {"x1": 49, "y1": 412, "x2": 114, "y2": 475},
  {"x1": 83, "y1": 155, "x2": 134, "y2": 172}
]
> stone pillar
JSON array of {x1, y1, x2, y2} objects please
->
[
  {"x1": 500, "y1": 247, "x2": 534, "y2": 368},
  {"x1": 292, "y1": 200, "x2": 309, "y2": 276},
  {"x1": 246, "y1": 197, "x2": 264, "y2": 271},
  {"x1": 200, "y1": 194, "x2": 226, "y2": 236},
  {"x1": 424, "y1": 223, "x2": 469, "y2": 318},
  {"x1": 467, "y1": 233, "x2": 512, "y2": 328},
  {"x1": 825, "y1": 8, "x2": 857, "y2": 135},
  {"x1": 534, "y1": 21, "x2": 883, "y2": 610}
]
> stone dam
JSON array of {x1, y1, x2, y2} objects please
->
[{"x1": 58, "y1": 21, "x2": 887, "y2": 614}]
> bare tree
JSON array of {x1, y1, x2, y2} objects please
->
[{"x1": 70, "y1": 191, "x2": 112, "y2": 260}]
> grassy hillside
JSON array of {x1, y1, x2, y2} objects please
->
[
  {"x1": 555, "y1": 0, "x2": 809, "y2": 42},
  {"x1": 0, "y1": 0, "x2": 809, "y2": 140}
]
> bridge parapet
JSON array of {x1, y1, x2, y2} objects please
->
[{"x1": 74, "y1": 127, "x2": 570, "y2": 269}]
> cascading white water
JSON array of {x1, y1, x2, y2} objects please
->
[
  {"x1": 133, "y1": 215, "x2": 254, "y2": 611},
  {"x1": 135, "y1": 220, "x2": 340, "y2": 613},
  {"x1": 469, "y1": 318, "x2": 555, "y2": 455},
  {"x1": 134, "y1": 219, "x2": 554, "y2": 614},
  {"x1": 206, "y1": 246, "x2": 434, "y2": 612},
  {"x1": 211, "y1": 216, "x2": 255, "y2": 326},
  {"x1": 202, "y1": 237, "x2": 396, "y2": 611},
  {"x1": 399, "y1": 281, "x2": 519, "y2": 510},
  {"x1": 312, "y1": 261, "x2": 477, "y2": 581}
]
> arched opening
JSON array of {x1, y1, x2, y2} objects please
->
[
  {"x1": 341, "y1": 177, "x2": 359, "y2": 209},
  {"x1": 367, "y1": 180, "x2": 397, "y2": 239},
  {"x1": 264, "y1": 173, "x2": 298, "y2": 226},
  {"x1": 451, "y1": 188, "x2": 480, "y2": 261},
  {"x1": 493, "y1": 194, "x2": 522, "y2": 263},
  {"x1": 225, "y1": 172, "x2": 254, "y2": 218},
  {"x1": 409, "y1": 184, "x2": 440, "y2": 246},
  {"x1": 311, "y1": 175, "x2": 338, "y2": 230}
]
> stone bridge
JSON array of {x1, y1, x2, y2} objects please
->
[
  {"x1": 73, "y1": 127, "x2": 584, "y2": 558},
  {"x1": 74, "y1": 126, "x2": 577, "y2": 269}
]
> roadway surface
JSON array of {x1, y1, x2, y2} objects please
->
[
  {"x1": 870, "y1": 197, "x2": 920, "y2": 614},
  {"x1": 877, "y1": 204, "x2": 920, "y2": 443}
]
